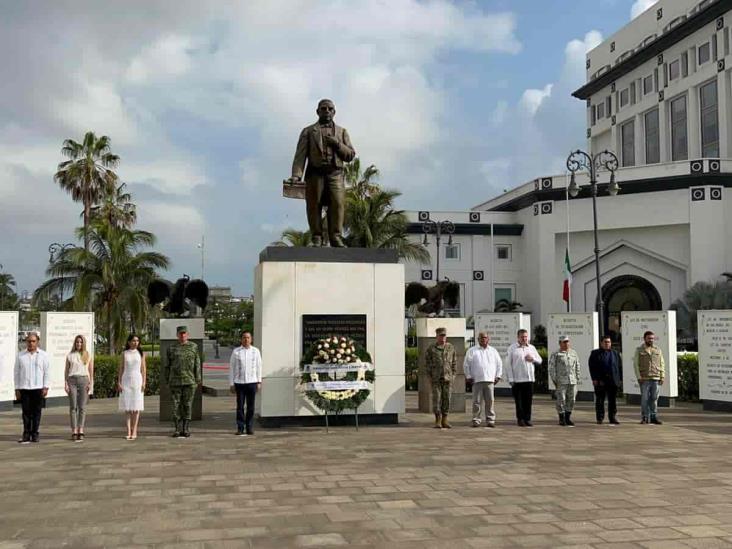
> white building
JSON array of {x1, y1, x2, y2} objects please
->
[{"x1": 403, "y1": 0, "x2": 732, "y2": 340}]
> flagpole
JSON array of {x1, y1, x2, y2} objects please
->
[{"x1": 565, "y1": 172, "x2": 571, "y2": 313}]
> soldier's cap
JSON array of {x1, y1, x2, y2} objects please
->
[
  {"x1": 559, "y1": 335, "x2": 570, "y2": 342},
  {"x1": 176, "y1": 326, "x2": 188, "y2": 334},
  {"x1": 435, "y1": 327, "x2": 447, "y2": 336}
]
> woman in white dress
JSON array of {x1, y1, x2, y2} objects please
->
[
  {"x1": 118, "y1": 334, "x2": 146, "y2": 440},
  {"x1": 64, "y1": 335, "x2": 94, "y2": 442}
]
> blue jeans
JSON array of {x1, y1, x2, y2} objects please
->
[{"x1": 640, "y1": 380, "x2": 660, "y2": 419}]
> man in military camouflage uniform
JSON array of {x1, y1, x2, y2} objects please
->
[
  {"x1": 425, "y1": 327, "x2": 457, "y2": 429},
  {"x1": 548, "y1": 335, "x2": 581, "y2": 426},
  {"x1": 634, "y1": 330, "x2": 665, "y2": 425},
  {"x1": 164, "y1": 325, "x2": 202, "y2": 438}
]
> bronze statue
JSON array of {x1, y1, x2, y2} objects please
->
[{"x1": 286, "y1": 99, "x2": 356, "y2": 247}]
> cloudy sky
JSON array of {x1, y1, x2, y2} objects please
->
[{"x1": 0, "y1": 0, "x2": 657, "y2": 296}]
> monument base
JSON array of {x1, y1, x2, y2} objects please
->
[
  {"x1": 625, "y1": 394, "x2": 676, "y2": 408},
  {"x1": 702, "y1": 399, "x2": 732, "y2": 412},
  {"x1": 258, "y1": 413, "x2": 398, "y2": 428},
  {"x1": 255, "y1": 247, "x2": 405, "y2": 423}
]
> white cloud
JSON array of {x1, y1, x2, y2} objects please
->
[
  {"x1": 121, "y1": 159, "x2": 208, "y2": 195},
  {"x1": 520, "y1": 84, "x2": 553, "y2": 117},
  {"x1": 631, "y1": 0, "x2": 659, "y2": 20},
  {"x1": 126, "y1": 35, "x2": 194, "y2": 83}
]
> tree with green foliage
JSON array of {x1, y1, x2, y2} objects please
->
[
  {"x1": 90, "y1": 182, "x2": 137, "y2": 229},
  {"x1": 0, "y1": 271, "x2": 19, "y2": 310},
  {"x1": 671, "y1": 280, "x2": 732, "y2": 339},
  {"x1": 54, "y1": 132, "x2": 120, "y2": 251},
  {"x1": 272, "y1": 228, "x2": 312, "y2": 247},
  {"x1": 34, "y1": 221, "x2": 169, "y2": 354}
]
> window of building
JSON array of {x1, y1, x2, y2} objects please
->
[
  {"x1": 725, "y1": 27, "x2": 730, "y2": 57},
  {"x1": 494, "y1": 285, "x2": 515, "y2": 307},
  {"x1": 596, "y1": 102, "x2": 605, "y2": 119},
  {"x1": 445, "y1": 243, "x2": 461, "y2": 260},
  {"x1": 700, "y1": 80, "x2": 719, "y2": 158},
  {"x1": 681, "y1": 52, "x2": 688, "y2": 77},
  {"x1": 669, "y1": 59, "x2": 680, "y2": 80},
  {"x1": 620, "y1": 88, "x2": 629, "y2": 107},
  {"x1": 670, "y1": 95, "x2": 688, "y2": 161},
  {"x1": 605, "y1": 96, "x2": 612, "y2": 116},
  {"x1": 630, "y1": 82, "x2": 637, "y2": 105},
  {"x1": 496, "y1": 245, "x2": 512, "y2": 261},
  {"x1": 644, "y1": 108, "x2": 660, "y2": 164},
  {"x1": 621, "y1": 120, "x2": 635, "y2": 167},
  {"x1": 591, "y1": 105, "x2": 597, "y2": 126},
  {"x1": 643, "y1": 74, "x2": 654, "y2": 95},
  {"x1": 712, "y1": 34, "x2": 718, "y2": 61},
  {"x1": 698, "y1": 41, "x2": 711, "y2": 64}
]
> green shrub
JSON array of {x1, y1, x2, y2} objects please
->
[
  {"x1": 405, "y1": 347, "x2": 419, "y2": 390},
  {"x1": 93, "y1": 354, "x2": 160, "y2": 398},
  {"x1": 677, "y1": 353, "x2": 699, "y2": 401}
]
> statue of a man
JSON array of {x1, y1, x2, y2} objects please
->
[{"x1": 287, "y1": 99, "x2": 356, "y2": 247}]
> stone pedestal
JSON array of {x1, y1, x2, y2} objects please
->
[
  {"x1": 255, "y1": 247, "x2": 404, "y2": 424},
  {"x1": 547, "y1": 312, "x2": 599, "y2": 401},
  {"x1": 474, "y1": 313, "x2": 531, "y2": 397},
  {"x1": 40, "y1": 312, "x2": 95, "y2": 406},
  {"x1": 159, "y1": 318, "x2": 204, "y2": 422},
  {"x1": 621, "y1": 311, "x2": 678, "y2": 407},
  {"x1": 0, "y1": 312, "x2": 19, "y2": 410},
  {"x1": 698, "y1": 310, "x2": 732, "y2": 412},
  {"x1": 416, "y1": 317, "x2": 466, "y2": 414}
]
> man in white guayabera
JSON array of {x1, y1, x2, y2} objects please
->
[{"x1": 464, "y1": 331, "x2": 502, "y2": 428}]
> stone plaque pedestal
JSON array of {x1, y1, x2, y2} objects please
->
[
  {"x1": 0, "y1": 312, "x2": 19, "y2": 411},
  {"x1": 416, "y1": 317, "x2": 466, "y2": 414},
  {"x1": 547, "y1": 312, "x2": 599, "y2": 401},
  {"x1": 474, "y1": 313, "x2": 531, "y2": 397},
  {"x1": 255, "y1": 247, "x2": 404, "y2": 424},
  {"x1": 159, "y1": 318, "x2": 204, "y2": 422},
  {"x1": 699, "y1": 310, "x2": 732, "y2": 412}
]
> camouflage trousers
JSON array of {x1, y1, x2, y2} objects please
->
[
  {"x1": 555, "y1": 383, "x2": 577, "y2": 413},
  {"x1": 170, "y1": 384, "x2": 196, "y2": 422},
  {"x1": 431, "y1": 379, "x2": 451, "y2": 414}
]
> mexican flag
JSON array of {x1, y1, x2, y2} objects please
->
[{"x1": 562, "y1": 248, "x2": 572, "y2": 303}]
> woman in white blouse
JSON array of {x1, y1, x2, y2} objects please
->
[{"x1": 64, "y1": 334, "x2": 94, "y2": 442}]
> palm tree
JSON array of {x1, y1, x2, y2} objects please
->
[
  {"x1": 345, "y1": 186, "x2": 430, "y2": 262},
  {"x1": 0, "y1": 271, "x2": 18, "y2": 310},
  {"x1": 34, "y1": 221, "x2": 169, "y2": 353},
  {"x1": 344, "y1": 158, "x2": 380, "y2": 200},
  {"x1": 494, "y1": 299, "x2": 523, "y2": 312},
  {"x1": 90, "y1": 182, "x2": 137, "y2": 229},
  {"x1": 54, "y1": 132, "x2": 120, "y2": 251},
  {"x1": 671, "y1": 280, "x2": 732, "y2": 339},
  {"x1": 272, "y1": 228, "x2": 312, "y2": 247}
]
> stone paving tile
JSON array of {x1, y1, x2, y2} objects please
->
[{"x1": 2, "y1": 394, "x2": 732, "y2": 547}]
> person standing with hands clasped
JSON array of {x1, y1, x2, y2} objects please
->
[
  {"x1": 14, "y1": 333, "x2": 50, "y2": 443},
  {"x1": 425, "y1": 327, "x2": 457, "y2": 429},
  {"x1": 634, "y1": 330, "x2": 665, "y2": 425},
  {"x1": 65, "y1": 334, "x2": 94, "y2": 442},
  {"x1": 506, "y1": 329, "x2": 542, "y2": 427},
  {"x1": 589, "y1": 336, "x2": 622, "y2": 425},
  {"x1": 229, "y1": 331, "x2": 262, "y2": 436},
  {"x1": 548, "y1": 336, "x2": 581, "y2": 426},
  {"x1": 464, "y1": 331, "x2": 502, "y2": 427},
  {"x1": 118, "y1": 334, "x2": 146, "y2": 440}
]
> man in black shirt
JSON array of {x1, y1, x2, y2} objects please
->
[{"x1": 588, "y1": 336, "x2": 622, "y2": 425}]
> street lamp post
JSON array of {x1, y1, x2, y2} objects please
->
[
  {"x1": 48, "y1": 243, "x2": 74, "y2": 307},
  {"x1": 421, "y1": 219, "x2": 455, "y2": 283},
  {"x1": 566, "y1": 149, "x2": 620, "y2": 337}
]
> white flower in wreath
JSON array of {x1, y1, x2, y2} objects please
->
[
  {"x1": 344, "y1": 348, "x2": 351, "y2": 355},
  {"x1": 336, "y1": 353, "x2": 341, "y2": 359},
  {"x1": 323, "y1": 343, "x2": 330, "y2": 349}
]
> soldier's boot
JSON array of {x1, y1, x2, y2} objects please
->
[
  {"x1": 565, "y1": 412, "x2": 575, "y2": 427},
  {"x1": 441, "y1": 414, "x2": 452, "y2": 429},
  {"x1": 558, "y1": 413, "x2": 566, "y2": 426},
  {"x1": 182, "y1": 420, "x2": 191, "y2": 438},
  {"x1": 171, "y1": 420, "x2": 180, "y2": 438},
  {"x1": 434, "y1": 413, "x2": 442, "y2": 429}
]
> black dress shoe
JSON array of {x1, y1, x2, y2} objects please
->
[
  {"x1": 524, "y1": 421, "x2": 533, "y2": 427},
  {"x1": 650, "y1": 417, "x2": 663, "y2": 425},
  {"x1": 609, "y1": 418, "x2": 620, "y2": 425},
  {"x1": 596, "y1": 419, "x2": 604, "y2": 425},
  {"x1": 18, "y1": 437, "x2": 30, "y2": 444},
  {"x1": 30, "y1": 435, "x2": 39, "y2": 443},
  {"x1": 517, "y1": 419, "x2": 525, "y2": 427}
]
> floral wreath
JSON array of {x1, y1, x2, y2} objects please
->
[{"x1": 300, "y1": 336, "x2": 375, "y2": 414}]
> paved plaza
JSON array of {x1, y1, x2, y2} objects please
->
[{"x1": 2, "y1": 393, "x2": 732, "y2": 548}]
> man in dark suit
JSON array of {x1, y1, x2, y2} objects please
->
[
  {"x1": 288, "y1": 99, "x2": 356, "y2": 247},
  {"x1": 589, "y1": 335, "x2": 622, "y2": 425}
]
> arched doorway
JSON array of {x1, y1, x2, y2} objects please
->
[{"x1": 602, "y1": 275, "x2": 662, "y2": 342}]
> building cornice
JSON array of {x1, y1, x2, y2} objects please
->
[
  {"x1": 483, "y1": 171, "x2": 730, "y2": 212},
  {"x1": 572, "y1": 0, "x2": 732, "y2": 100},
  {"x1": 405, "y1": 223, "x2": 524, "y2": 236}
]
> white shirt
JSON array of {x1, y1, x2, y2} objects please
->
[
  {"x1": 66, "y1": 352, "x2": 90, "y2": 377},
  {"x1": 229, "y1": 345, "x2": 262, "y2": 385},
  {"x1": 464, "y1": 344, "x2": 503, "y2": 383},
  {"x1": 15, "y1": 349, "x2": 50, "y2": 390},
  {"x1": 506, "y1": 342, "x2": 543, "y2": 383}
]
